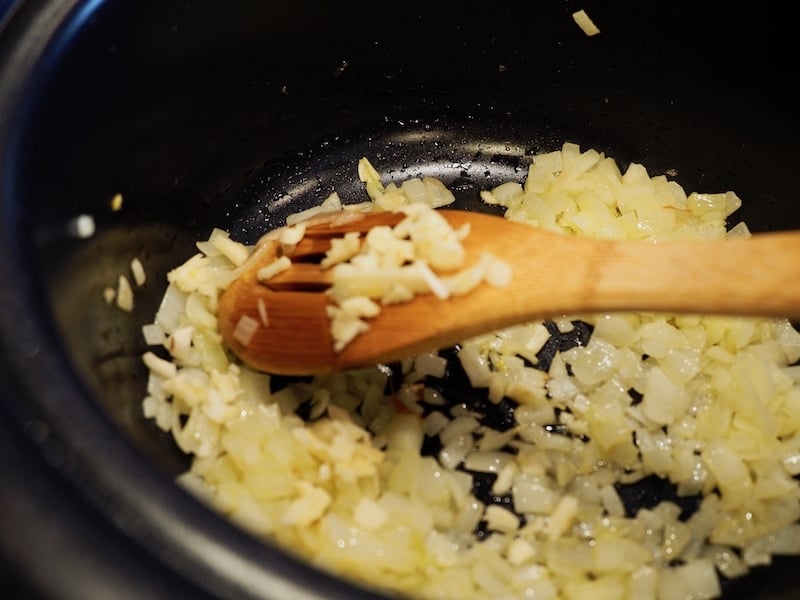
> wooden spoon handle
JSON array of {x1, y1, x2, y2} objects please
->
[
  {"x1": 332, "y1": 214, "x2": 800, "y2": 371},
  {"x1": 589, "y1": 232, "x2": 800, "y2": 318},
  {"x1": 446, "y1": 210, "x2": 800, "y2": 324}
]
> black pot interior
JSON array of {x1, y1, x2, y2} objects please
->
[{"x1": 1, "y1": 0, "x2": 798, "y2": 598}]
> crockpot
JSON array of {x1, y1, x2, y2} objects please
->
[{"x1": 0, "y1": 1, "x2": 798, "y2": 598}]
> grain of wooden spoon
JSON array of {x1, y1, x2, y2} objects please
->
[{"x1": 218, "y1": 209, "x2": 800, "y2": 375}]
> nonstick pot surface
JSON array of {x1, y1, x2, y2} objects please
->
[{"x1": 0, "y1": 1, "x2": 798, "y2": 599}]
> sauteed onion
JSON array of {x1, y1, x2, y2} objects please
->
[{"x1": 141, "y1": 143, "x2": 800, "y2": 599}]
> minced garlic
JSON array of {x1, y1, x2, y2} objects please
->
[{"x1": 322, "y1": 202, "x2": 511, "y2": 352}]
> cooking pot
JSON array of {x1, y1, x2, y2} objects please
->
[{"x1": 0, "y1": 1, "x2": 798, "y2": 598}]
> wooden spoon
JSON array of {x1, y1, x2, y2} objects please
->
[{"x1": 218, "y1": 209, "x2": 800, "y2": 375}]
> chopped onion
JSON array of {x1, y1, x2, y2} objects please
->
[
  {"x1": 232, "y1": 314, "x2": 260, "y2": 347},
  {"x1": 130, "y1": 257, "x2": 146, "y2": 286},
  {"x1": 116, "y1": 274, "x2": 134, "y2": 312},
  {"x1": 137, "y1": 147, "x2": 800, "y2": 600},
  {"x1": 256, "y1": 255, "x2": 291, "y2": 282}
]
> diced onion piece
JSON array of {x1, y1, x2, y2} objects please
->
[
  {"x1": 506, "y1": 538, "x2": 536, "y2": 566},
  {"x1": 414, "y1": 352, "x2": 447, "y2": 378},
  {"x1": 415, "y1": 260, "x2": 450, "y2": 300},
  {"x1": 326, "y1": 298, "x2": 379, "y2": 352},
  {"x1": 282, "y1": 482, "x2": 331, "y2": 526},
  {"x1": 116, "y1": 274, "x2": 134, "y2": 312},
  {"x1": 210, "y1": 232, "x2": 250, "y2": 266},
  {"x1": 257, "y1": 255, "x2": 291, "y2": 282},
  {"x1": 358, "y1": 157, "x2": 384, "y2": 199},
  {"x1": 142, "y1": 351, "x2": 177, "y2": 379},
  {"x1": 458, "y1": 344, "x2": 492, "y2": 387},
  {"x1": 546, "y1": 495, "x2": 579, "y2": 540},
  {"x1": 168, "y1": 326, "x2": 194, "y2": 359},
  {"x1": 279, "y1": 223, "x2": 307, "y2": 254},
  {"x1": 232, "y1": 314, "x2": 260, "y2": 347},
  {"x1": 321, "y1": 231, "x2": 361, "y2": 268},
  {"x1": 154, "y1": 283, "x2": 186, "y2": 331},
  {"x1": 142, "y1": 323, "x2": 165, "y2": 346},
  {"x1": 485, "y1": 255, "x2": 512, "y2": 288},
  {"x1": 257, "y1": 298, "x2": 269, "y2": 326},
  {"x1": 285, "y1": 192, "x2": 344, "y2": 226},
  {"x1": 572, "y1": 9, "x2": 600, "y2": 36},
  {"x1": 131, "y1": 257, "x2": 146, "y2": 286},
  {"x1": 484, "y1": 504, "x2": 519, "y2": 534},
  {"x1": 353, "y1": 497, "x2": 388, "y2": 529},
  {"x1": 656, "y1": 559, "x2": 721, "y2": 600}
]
